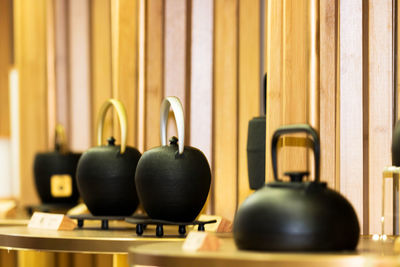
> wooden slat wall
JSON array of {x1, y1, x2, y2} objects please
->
[
  {"x1": 339, "y1": 0, "x2": 365, "y2": 233},
  {"x1": 111, "y1": 0, "x2": 139, "y2": 147},
  {"x1": 368, "y1": 0, "x2": 393, "y2": 234},
  {"x1": 213, "y1": 0, "x2": 238, "y2": 221},
  {"x1": 144, "y1": 0, "x2": 164, "y2": 151},
  {"x1": 237, "y1": 0, "x2": 260, "y2": 204},
  {"x1": 164, "y1": 0, "x2": 189, "y2": 141},
  {"x1": 319, "y1": 0, "x2": 338, "y2": 189},
  {"x1": 0, "y1": 0, "x2": 11, "y2": 138},
  {"x1": 266, "y1": 0, "x2": 284, "y2": 182},
  {"x1": 15, "y1": 0, "x2": 48, "y2": 205},
  {"x1": 90, "y1": 0, "x2": 112, "y2": 145},
  {"x1": 68, "y1": 0, "x2": 91, "y2": 152}
]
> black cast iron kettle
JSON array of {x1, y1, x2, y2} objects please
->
[
  {"x1": 34, "y1": 124, "x2": 81, "y2": 204},
  {"x1": 76, "y1": 99, "x2": 141, "y2": 216},
  {"x1": 233, "y1": 124, "x2": 360, "y2": 251},
  {"x1": 135, "y1": 96, "x2": 211, "y2": 222}
]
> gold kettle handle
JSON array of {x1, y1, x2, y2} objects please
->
[
  {"x1": 96, "y1": 99, "x2": 127, "y2": 154},
  {"x1": 55, "y1": 124, "x2": 67, "y2": 154}
]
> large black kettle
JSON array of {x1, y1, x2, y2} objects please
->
[
  {"x1": 34, "y1": 125, "x2": 81, "y2": 204},
  {"x1": 76, "y1": 99, "x2": 141, "y2": 216},
  {"x1": 233, "y1": 124, "x2": 360, "y2": 251},
  {"x1": 135, "y1": 96, "x2": 211, "y2": 222}
]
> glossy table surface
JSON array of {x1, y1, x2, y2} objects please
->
[
  {"x1": 129, "y1": 235, "x2": 400, "y2": 267},
  {"x1": 0, "y1": 223, "x2": 183, "y2": 254}
]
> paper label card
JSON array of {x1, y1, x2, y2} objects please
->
[
  {"x1": 182, "y1": 231, "x2": 221, "y2": 252},
  {"x1": 28, "y1": 212, "x2": 76, "y2": 230}
]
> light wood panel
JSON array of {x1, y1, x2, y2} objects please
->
[
  {"x1": 144, "y1": 0, "x2": 164, "y2": 150},
  {"x1": 90, "y1": 0, "x2": 112, "y2": 145},
  {"x1": 213, "y1": 0, "x2": 238, "y2": 220},
  {"x1": 339, "y1": 0, "x2": 365, "y2": 233},
  {"x1": 281, "y1": 0, "x2": 310, "y2": 177},
  {"x1": 111, "y1": 0, "x2": 139, "y2": 147},
  {"x1": 368, "y1": 0, "x2": 393, "y2": 235},
  {"x1": 190, "y1": 0, "x2": 214, "y2": 213},
  {"x1": 47, "y1": 0, "x2": 56, "y2": 149},
  {"x1": 54, "y1": 0, "x2": 70, "y2": 133},
  {"x1": 0, "y1": 0, "x2": 11, "y2": 138},
  {"x1": 68, "y1": 0, "x2": 91, "y2": 152},
  {"x1": 319, "y1": 0, "x2": 338, "y2": 189},
  {"x1": 164, "y1": 0, "x2": 189, "y2": 142},
  {"x1": 266, "y1": 0, "x2": 284, "y2": 182},
  {"x1": 237, "y1": 0, "x2": 260, "y2": 204},
  {"x1": 14, "y1": 0, "x2": 48, "y2": 205}
]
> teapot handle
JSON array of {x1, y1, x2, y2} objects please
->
[
  {"x1": 54, "y1": 124, "x2": 67, "y2": 153},
  {"x1": 96, "y1": 99, "x2": 127, "y2": 154},
  {"x1": 160, "y1": 96, "x2": 185, "y2": 154},
  {"x1": 271, "y1": 124, "x2": 320, "y2": 182}
]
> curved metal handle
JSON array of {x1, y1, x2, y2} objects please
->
[
  {"x1": 271, "y1": 124, "x2": 320, "y2": 182},
  {"x1": 160, "y1": 96, "x2": 185, "y2": 154},
  {"x1": 96, "y1": 99, "x2": 127, "y2": 154},
  {"x1": 55, "y1": 124, "x2": 67, "y2": 153}
]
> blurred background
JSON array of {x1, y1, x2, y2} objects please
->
[{"x1": 0, "y1": 0, "x2": 398, "y2": 238}]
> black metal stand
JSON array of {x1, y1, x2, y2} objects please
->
[{"x1": 125, "y1": 217, "x2": 217, "y2": 237}]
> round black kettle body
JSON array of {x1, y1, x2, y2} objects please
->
[
  {"x1": 233, "y1": 124, "x2": 360, "y2": 251},
  {"x1": 135, "y1": 96, "x2": 211, "y2": 222},
  {"x1": 34, "y1": 125, "x2": 81, "y2": 204},
  {"x1": 76, "y1": 99, "x2": 141, "y2": 216}
]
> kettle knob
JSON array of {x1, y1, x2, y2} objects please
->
[{"x1": 284, "y1": 171, "x2": 309, "y2": 182}]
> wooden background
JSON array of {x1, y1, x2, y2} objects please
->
[{"x1": 0, "y1": 0, "x2": 398, "y2": 266}]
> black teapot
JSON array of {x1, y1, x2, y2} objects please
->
[
  {"x1": 76, "y1": 99, "x2": 141, "y2": 216},
  {"x1": 34, "y1": 125, "x2": 81, "y2": 204},
  {"x1": 233, "y1": 124, "x2": 360, "y2": 251},
  {"x1": 135, "y1": 96, "x2": 211, "y2": 222},
  {"x1": 247, "y1": 73, "x2": 267, "y2": 190}
]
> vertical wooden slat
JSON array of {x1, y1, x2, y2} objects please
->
[
  {"x1": 54, "y1": 0, "x2": 70, "y2": 136},
  {"x1": 15, "y1": 0, "x2": 48, "y2": 205},
  {"x1": 213, "y1": 0, "x2": 238, "y2": 220},
  {"x1": 281, "y1": 0, "x2": 309, "y2": 176},
  {"x1": 266, "y1": 0, "x2": 283, "y2": 182},
  {"x1": 111, "y1": 0, "x2": 139, "y2": 147},
  {"x1": 237, "y1": 0, "x2": 260, "y2": 204},
  {"x1": 144, "y1": 0, "x2": 164, "y2": 150},
  {"x1": 164, "y1": 0, "x2": 189, "y2": 141},
  {"x1": 68, "y1": 0, "x2": 91, "y2": 151},
  {"x1": 0, "y1": 0, "x2": 11, "y2": 138},
  {"x1": 368, "y1": 0, "x2": 393, "y2": 235},
  {"x1": 319, "y1": 0, "x2": 338, "y2": 189},
  {"x1": 90, "y1": 0, "x2": 112, "y2": 145},
  {"x1": 339, "y1": 0, "x2": 365, "y2": 232},
  {"x1": 47, "y1": 0, "x2": 56, "y2": 149},
  {"x1": 190, "y1": 0, "x2": 214, "y2": 212}
]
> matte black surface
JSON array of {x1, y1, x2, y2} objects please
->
[
  {"x1": 34, "y1": 152, "x2": 81, "y2": 204},
  {"x1": 135, "y1": 139, "x2": 211, "y2": 222},
  {"x1": 76, "y1": 139, "x2": 141, "y2": 216},
  {"x1": 393, "y1": 120, "x2": 400, "y2": 166},
  {"x1": 234, "y1": 124, "x2": 360, "y2": 251},
  {"x1": 247, "y1": 117, "x2": 266, "y2": 190}
]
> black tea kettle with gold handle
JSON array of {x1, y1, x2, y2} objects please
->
[
  {"x1": 76, "y1": 99, "x2": 141, "y2": 216},
  {"x1": 234, "y1": 124, "x2": 360, "y2": 251}
]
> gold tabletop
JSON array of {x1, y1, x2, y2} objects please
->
[
  {"x1": 129, "y1": 236, "x2": 400, "y2": 267},
  {"x1": 0, "y1": 225, "x2": 183, "y2": 254}
]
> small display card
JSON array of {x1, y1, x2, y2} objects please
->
[
  {"x1": 182, "y1": 231, "x2": 221, "y2": 252},
  {"x1": 28, "y1": 212, "x2": 76, "y2": 231}
]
